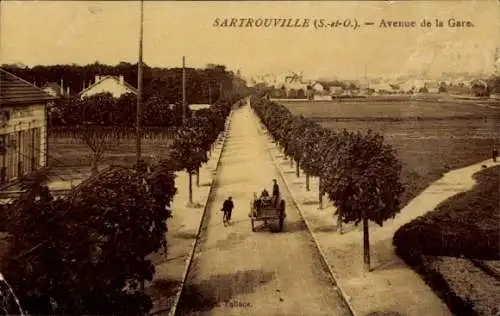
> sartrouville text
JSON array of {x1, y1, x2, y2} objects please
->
[{"x1": 213, "y1": 18, "x2": 310, "y2": 28}]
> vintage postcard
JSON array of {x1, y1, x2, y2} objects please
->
[{"x1": 0, "y1": 1, "x2": 499, "y2": 315}]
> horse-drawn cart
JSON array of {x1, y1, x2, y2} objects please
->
[{"x1": 249, "y1": 195, "x2": 286, "y2": 232}]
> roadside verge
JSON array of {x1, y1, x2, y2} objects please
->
[{"x1": 165, "y1": 110, "x2": 234, "y2": 316}]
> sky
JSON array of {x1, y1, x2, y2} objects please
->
[{"x1": 0, "y1": 1, "x2": 499, "y2": 79}]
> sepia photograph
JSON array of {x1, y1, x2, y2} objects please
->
[{"x1": 0, "y1": 0, "x2": 499, "y2": 315}]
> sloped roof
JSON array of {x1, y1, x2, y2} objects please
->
[
  {"x1": 0, "y1": 68, "x2": 56, "y2": 105},
  {"x1": 78, "y1": 75, "x2": 137, "y2": 96}
]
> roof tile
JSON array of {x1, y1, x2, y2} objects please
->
[{"x1": 0, "y1": 68, "x2": 56, "y2": 105}]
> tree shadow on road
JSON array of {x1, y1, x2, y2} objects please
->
[
  {"x1": 280, "y1": 220, "x2": 307, "y2": 233},
  {"x1": 147, "y1": 279, "x2": 182, "y2": 314},
  {"x1": 214, "y1": 231, "x2": 249, "y2": 251},
  {"x1": 303, "y1": 200, "x2": 319, "y2": 205},
  {"x1": 178, "y1": 269, "x2": 274, "y2": 314},
  {"x1": 312, "y1": 225, "x2": 338, "y2": 233},
  {"x1": 173, "y1": 231, "x2": 198, "y2": 240},
  {"x1": 366, "y1": 312, "x2": 404, "y2": 316}
]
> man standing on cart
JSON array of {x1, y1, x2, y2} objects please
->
[{"x1": 272, "y1": 179, "x2": 280, "y2": 207}]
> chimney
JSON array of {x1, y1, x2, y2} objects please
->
[
  {"x1": 119, "y1": 75, "x2": 124, "y2": 85},
  {"x1": 60, "y1": 79, "x2": 64, "y2": 95},
  {"x1": 95, "y1": 75, "x2": 100, "y2": 83}
]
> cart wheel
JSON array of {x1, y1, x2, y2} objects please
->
[{"x1": 251, "y1": 219, "x2": 255, "y2": 232}]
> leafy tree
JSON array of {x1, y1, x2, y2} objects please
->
[
  {"x1": 169, "y1": 125, "x2": 208, "y2": 205},
  {"x1": 322, "y1": 130, "x2": 404, "y2": 271},
  {"x1": 300, "y1": 126, "x2": 327, "y2": 192},
  {"x1": 284, "y1": 116, "x2": 310, "y2": 178},
  {"x1": 56, "y1": 93, "x2": 122, "y2": 175},
  {"x1": 2, "y1": 166, "x2": 176, "y2": 315},
  {"x1": 186, "y1": 116, "x2": 214, "y2": 186}
]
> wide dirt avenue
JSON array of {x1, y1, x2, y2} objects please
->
[{"x1": 176, "y1": 105, "x2": 352, "y2": 315}]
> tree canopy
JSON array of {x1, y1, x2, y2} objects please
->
[{"x1": 2, "y1": 163, "x2": 178, "y2": 315}]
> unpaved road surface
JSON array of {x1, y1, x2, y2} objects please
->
[{"x1": 177, "y1": 106, "x2": 351, "y2": 316}]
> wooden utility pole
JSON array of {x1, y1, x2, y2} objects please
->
[
  {"x1": 136, "y1": 0, "x2": 144, "y2": 164},
  {"x1": 182, "y1": 56, "x2": 186, "y2": 125}
]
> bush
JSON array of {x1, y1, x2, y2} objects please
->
[{"x1": 394, "y1": 166, "x2": 500, "y2": 261}]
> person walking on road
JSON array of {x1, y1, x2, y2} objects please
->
[
  {"x1": 493, "y1": 147, "x2": 498, "y2": 163},
  {"x1": 221, "y1": 196, "x2": 234, "y2": 226}
]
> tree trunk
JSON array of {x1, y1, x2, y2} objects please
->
[
  {"x1": 91, "y1": 155, "x2": 99, "y2": 176},
  {"x1": 196, "y1": 168, "x2": 200, "y2": 187},
  {"x1": 363, "y1": 214, "x2": 371, "y2": 272},
  {"x1": 290, "y1": 157, "x2": 293, "y2": 168},
  {"x1": 318, "y1": 177, "x2": 323, "y2": 209},
  {"x1": 188, "y1": 171, "x2": 193, "y2": 204},
  {"x1": 337, "y1": 209, "x2": 343, "y2": 234},
  {"x1": 295, "y1": 159, "x2": 300, "y2": 177},
  {"x1": 306, "y1": 174, "x2": 310, "y2": 191}
]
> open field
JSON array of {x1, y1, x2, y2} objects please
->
[
  {"x1": 280, "y1": 100, "x2": 500, "y2": 206},
  {"x1": 48, "y1": 136, "x2": 173, "y2": 168},
  {"x1": 282, "y1": 99, "x2": 500, "y2": 119}
]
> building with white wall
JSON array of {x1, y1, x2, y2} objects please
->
[
  {"x1": 79, "y1": 75, "x2": 137, "y2": 99},
  {"x1": 0, "y1": 69, "x2": 55, "y2": 185}
]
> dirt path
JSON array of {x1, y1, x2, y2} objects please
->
[{"x1": 177, "y1": 107, "x2": 351, "y2": 316}]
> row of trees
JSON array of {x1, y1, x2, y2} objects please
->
[
  {"x1": 169, "y1": 98, "x2": 237, "y2": 204},
  {"x1": 1, "y1": 93, "x2": 240, "y2": 315},
  {"x1": 50, "y1": 93, "x2": 184, "y2": 127},
  {"x1": 250, "y1": 95, "x2": 404, "y2": 272},
  {"x1": 2, "y1": 62, "x2": 246, "y2": 105}
]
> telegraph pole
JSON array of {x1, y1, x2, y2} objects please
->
[
  {"x1": 136, "y1": 0, "x2": 144, "y2": 164},
  {"x1": 182, "y1": 56, "x2": 187, "y2": 125}
]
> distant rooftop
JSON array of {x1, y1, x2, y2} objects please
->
[{"x1": 189, "y1": 104, "x2": 211, "y2": 111}]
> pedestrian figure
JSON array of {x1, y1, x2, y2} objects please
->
[
  {"x1": 221, "y1": 196, "x2": 234, "y2": 226},
  {"x1": 493, "y1": 147, "x2": 498, "y2": 163}
]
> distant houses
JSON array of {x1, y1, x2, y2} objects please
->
[
  {"x1": 260, "y1": 71, "x2": 494, "y2": 100},
  {"x1": 79, "y1": 75, "x2": 137, "y2": 99},
  {"x1": 42, "y1": 82, "x2": 71, "y2": 99}
]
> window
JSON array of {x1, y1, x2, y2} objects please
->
[{"x1": 33, "y1": 128, "x2": 40, "y2": 169}]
